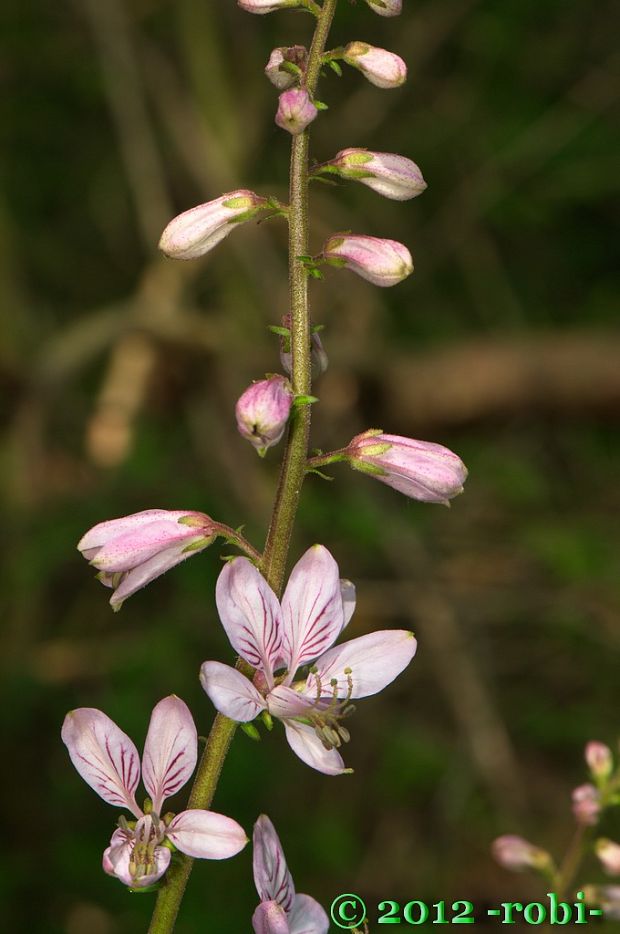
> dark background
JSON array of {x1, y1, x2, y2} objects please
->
[{"x1": 1, "y1": 0, "x2": 618, "y2": 930}]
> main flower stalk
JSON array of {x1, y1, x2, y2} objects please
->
[{"x1": 147, "y1": 2, "x2": 339, "y2": 930}]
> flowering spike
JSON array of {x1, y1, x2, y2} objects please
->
[
  {"x1": 321, "y1": 148, "x2": 427, "y2": 201},
  {"x1": 235, "y1": 375, "x2": 294, "y2": 456},
  {"x1": 343, "y1": 431, "x2": 467, "y2": 503},
  {"x1": 275, "y1": 88, "x2": 318, "y2": 135},
  {"x1": 343, "y1": 42, "x2": 407, "y2": 89},
  {"x1": 159, "y1": 190, "x2": 269, "y2": 260}
]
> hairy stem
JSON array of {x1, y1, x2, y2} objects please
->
[{"x1": 147, "y1": 2, "x2": 338, "y2": 931}]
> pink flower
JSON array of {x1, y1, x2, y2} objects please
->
[
  {"x1": 61, "y1": 697, "x2": 247, "y2": 888},
  {"x1": 572, "y1": 783, "x2": 602, "y2": 826},
  {"x1": 275, "y1": 89, "x2": 318, "y2": 136},
  {"x1": 252, "y1": 815, "x2": 329, "y2": 933},
  {"x1": 322, "y1": 234, "x2": 413, "y2": 287},
  {"x1": 363, "y1": 0, "x2": 402, "y2": 15},
  {"x1": 323, "y1": 148, "x2": 427, "y2": 201},
  {"x1": 200, "y1": 545, "x2": 416, "y2": 775},
  {"x1": 265, "y1": 46, "x2": 308, "y2": 90},
  {"x1": 344, "y1": 430, "x2": 467, "y2": 504},
  {"x1": 159, "y1": 190, "x2": 268, "y2": 260},
  {"x1": 239, "y1": 0, "x2": 300, "y2": 12},
  {"x1": 491, "y1": 835, "x2": 553, "y2": 873},
  {"x1": 586, "y1": 741, "x2": 613, "y2": 781},
  {"x1": 596, "y1": 839, "x2": 620, "y2": 876},
  {"x1": 236, "y1": 375, "x2": 294, "y2": 456},
  {"x1": 78, "y1": 509, "x2": 217, "y2": 609},
  {"x1": 343, "y1": 42, "x2": 407, "y2": 89}
]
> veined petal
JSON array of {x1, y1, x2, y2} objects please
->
[
  {"x1": 267, "y1": 685, "x2": 318, "y2": 720},
  {"x1": 289, "y1": 894, "x2": 330, "y2": 934},
  {"x1": 283, "y1": 720, "x2": 348, "y2": 776},
  {"x1": 200, "y1": 661, "x2": 267, "y2": 722},
  {"x1": 340, "y1": 580, "x2": 356, "y2": 628},
  {"x1": 109, "y1": 543, "x2": 209, "y2": 609},
  {"x1": 216, "y1": 558, "x2": 283, "y2": 681},
  {"x1": 281, "y1": 546, "x2": 345, "y2": 676},
  {"x1": 305, "y1": 630, "x2": 417, "y2": 699},
  {"x1": 167, "y1": 809, "x2": 248, "y2": 859},
  {"x1": 252, "y1": 901, "x2": 290, "y2": 934},
  {"x1": 253, "y1": 815, "x2": 295, "y2": 912},
  {"x1": 103, "y1": 832, "x2": 134, "y2": 886},
  {"x1": 90, "y1": 519, "x2": 204, "y2": 573},
  {"x1": 62, "y1": 708, "x2": 141, "y2": 817},
  {"x1": 142, "y1": 696, "x2": 197, "y2": 815},
  {"x1": 78, "y1": 510, "x2": 194, "y2": 556}
]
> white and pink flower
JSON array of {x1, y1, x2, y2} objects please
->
[
  {"x1": 200, "y1": 545, "x2": 416, "y2": 775},
  {"x1": 252, "y1": 815, "x2": 329, "y2": 934},
  {"x1": 275, "y1": 88, "x2": 318, "y2": 136},
  {"x1": 343, "y1": 42, "x2": 407, "y2": 89},
  {"x1": 61, "y1": 696, "x2": 248, "y2": 888},
  {"x1": 159, "y1": 190, "x2": 269, "y2": 260},
  {"x1": 321, "y1": 148, "x2": 427, "y2": 201},
  {"x1": 78, "y1": 509, "x2": 217, "y2": 609},
  {"x1": 322, "y1": 233, "x2": 413, "y2": 287}
]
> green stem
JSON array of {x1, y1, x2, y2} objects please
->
[
  {"x1": 556, "y1": 823, "x2": 588, "y2": 900},
  {"x1": 147, "y1": 2, "x2": 338, "y2": 931}
]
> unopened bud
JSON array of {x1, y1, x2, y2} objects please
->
[
  {"x1": 323, "y1": 148, "x2": 427, "y2": 201},
  {"x1": 235, "y1": 375, "x2": 294, "y2": 456},
  {"x1": 363, "y1": 0, "x2": 402, "y2": 15},
  {"x1": 344, "y1": 430, "x2": 467, "y2": 503},
  {"x1": 275, "y1": 88, "x2": 318, "y2": 135},
  {"x1": 586, "y1": 741, "x2": 613, "y2": 781},
  {"x1": 491, "y1": 835, "x2": 553, "y2": 874},
  {"x1": 238, "y1": 0, "x2": 299, "y2": 13},
  {"x1": 572, "y1": 783, "x2": 602, "y2": 826},
  {"x1": 323, "y1": 234, "x2": 413, "y2": 287},
  {"x1": 344, "y1": 42, "x2": 407, "y2": 89},
  {"x1": 159, "y1": 190, "x2": 268, "y2": 260},
  {"x1": 596, "y1": 839, "x2": 620, "y2": 876},
  {"x1": 265, "y1": 46, "x2": 308, "y2": 89}
]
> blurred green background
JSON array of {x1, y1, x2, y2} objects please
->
[{"x1": 2, "y1": 0, "x2": 618, "y2": 930}]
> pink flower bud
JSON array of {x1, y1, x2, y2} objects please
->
[
  {"x1": 78, "y1": 510, "x2": 217, "y2": 609},
  {"x1": 596, "y1": 839, "x2": 620, "y2": 876},
  {"x1": 572, "y1": 783, "x2": 601, "y2": 826},
  {"x1": 235, "y1": 375, "x2": 294, "y2": 456},
  {"x1": 586, "y1": 741, "x2": 613, "y2": 781},
  {"x1": 491, "y1": 836, "x2": 553, "y2": 873},
  {"x1": 265, "y1": 46, "x2": 308, "y2": 90},
  {"x1": 363, "y1": 0, "x2": 402, "y2": 15},
  {"x1": 238, "y1": 0, "x2": 299, "y2": 12},
  {"x1": 159, "y1": 190, "x2": 268, "y2": 260},
  {"x1": 323, "y1": 148, "x2": 427, "y2": 201},
  {"x1": 343, "y1": 431, "x2": 467, "y2": 503},
  {"x1": 275, "y1": 88, "x2": 318, "y2": 136},
  {"x1": 323, "y1": 234, "x2": 413, "y2": 287},
  {"x1": 343, "y1": 42, "x2": 407, "y2": 89}
]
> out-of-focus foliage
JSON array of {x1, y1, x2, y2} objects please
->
[{"x1": 1, "y1": 0, "x2": 618, "y2": 931}]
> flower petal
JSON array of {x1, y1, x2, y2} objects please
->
[
  {"x1": 289, "y1": 894, "x2": 330, "y2": 934},
  {"x1": 142, "y1": 696, "x2": 197, "y2": 815},
  {"x1": 280, "y1": 545, "x2": 345, "y2": 676},
  {"x1": 200, "y1": 661, "x2": 267, "y2": 722},
  {"x1": 78, "y1": 510, "x2": 207, "y2": 558},
  {"x1": 252, "y1": 901, "x2": 290, "y2": 934},
  {"x1": 253, "y1": 815, "x2": 295, "y2": 911},
  {"x1": 305, "y1": 630, "x2": 417, "y2": 699},
  {"x1": 267, "y1": 685, "x2": 318, "y2": 720},
  {"x1": 109, "y1": 542, "x2": 210, "y2": 609},
  {"x1": 216, "y1": 558, "x2": 283, "y2": 681},
  {"x1": 340, "y1": 579, "x2": 356, "y2": 628},
  {"x1": 167, "y1": 809, "x2": 248, "y2": 859},
  {"x1": 90, "y1": 519, "x2": 207, "y2": 573},
  {"x1": 283, "y1": 720, "x2": 348, "y2": 776},
  {"x1": 61, "y1": 708, "x2": 141, "y2": 817}
]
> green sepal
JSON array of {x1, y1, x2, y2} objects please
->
[
  {"x1": 261, "y1": 711, "x2": 274, "y2": 731},
  {"x1": 349, "y1": 458, "x2": 389, "y2": 477},
  {"x1": 324, "y1": 256, "x2": 348, "y2": 269},
  {"x1": 313, "y1": 99, "x2": 329, "y2": 111},
  {"x1": 328, "y1": 59, "x2": 343, "y2": 77},
  {"x1": 280, "y1": 61, "x2": 302, "y2": 78},
  {"x1": 293, "y1": 394, "x2": 319, "y2": 408},
  {"x1": 181, "y1": 535, "x2": 215, "y2": 554},
  {"x1": 241, "y1": 722, "x2": 261, "y2": 742},
  {"x1": 127, "y1": 883, "x2": 161, "y2": 894},
  {"x1": 268, "y1": 325, "x2": 291, "y2": 337}
]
